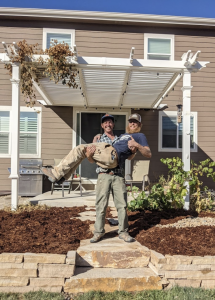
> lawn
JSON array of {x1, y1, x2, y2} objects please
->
[{"x1": 1, "y1": 287, "x2": 215, "y2": 300}]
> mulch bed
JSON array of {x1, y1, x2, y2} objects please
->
[
  {"x1": 0, "y1": 207, "x2": 95, "y2": 254},
  {"x1": 128, "y1": 209, "x2": 215, "y2": 256},
  {"x1": 1, "y1": 206, "x2": 215, "y2": 256}
]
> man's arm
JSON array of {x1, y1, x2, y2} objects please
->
[
  {"x1": 85, "y1": 145, "x2": 96, "y2": 164},
  {"x1": 128, "y1": 137, "x2": 152, "y2": 159}
]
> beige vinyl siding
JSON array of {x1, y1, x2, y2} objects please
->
[
  {"x1": 76, "y1": 30, "x2": 144, "y2": 58},
  {"x1": 0, "y1": 23, "x2": 214, "y2": 191}
]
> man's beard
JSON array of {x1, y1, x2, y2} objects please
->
[{"x1": 126, "y1": 125, "x2": 142, "y2": 134}]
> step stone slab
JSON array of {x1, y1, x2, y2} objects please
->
[
  {"x1": 30, "y1": 277, "x2": 64, "y2": 286},
  {"x1": 38, "y1": 264, "x2": 75, "y2": 278},
  {"x1": 0, "y1": 277, "x2": 29, "y2": 287},
  {"x1": 168, "y1": 279, "x2": 201, "y2": 288},
  {"x1": 201, "y1": 280, "x2": 215, "y2": 288},
  {"x1": 64, "y1": 267, "x2": 162, "y2": 293},
  {"x1": 24, "y1": 253, "x2": 66, "y2": 264},
  {"x1": 0, "y1": 269, "x2": 37, "y2": 277},
  {"x1": 66, "y1": 251, "x2": 76, "y2": 265},
  {"x1": 165, "y1": 270, "x2": 215, "y2": 279},
  {"x1": 76, "y1": 237, "x2": 150, "y2": 268},
  {"x1": 0, "y1": 253, "x2": 23, "y2": 263},
  {"x1": 0, "y1": 263, "x2": 23, "y2": 269}
]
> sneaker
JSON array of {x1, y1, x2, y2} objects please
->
[
  {"x1": 90, "y1": 233, "x2": 105, "y2": 243},
  {"x1": 41, "y1": 167, "x2": 57, "y2": 183},
  {"x1": 119, "y1": 232, "x2": 135, "y2": 243},
  {"x1": 56, "y1": 177, "x2": 66, "y2": 185}
]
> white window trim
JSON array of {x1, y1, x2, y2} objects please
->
[
  {"x1": 0, "y1": 106, "x2": 42, "y2": 158},
  {"x1": 43, "y1": 28, "x2": 75, "y2": 50},
  {"x1": 72, "y1": 107, "x2": 131, "y2": 184},
  {"x1": 158, "y1": 111, "x2": 198, "y2": 153},
  {"x1": 144, "y1": 33, "x2": 175, "y2": 61}
]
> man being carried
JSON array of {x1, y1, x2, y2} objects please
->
[{"x1": 41, "y1": 113, "x2": 152, "y2": 242}]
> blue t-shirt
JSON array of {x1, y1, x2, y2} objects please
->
[{"x1": 113, "y1": 133, "x2": 149, "y2": 168}]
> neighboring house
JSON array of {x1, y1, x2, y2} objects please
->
[{"x1": 0, "y1": 8, "x2": 214, "y2": 193}]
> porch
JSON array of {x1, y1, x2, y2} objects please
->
[{"x1": 0, "y1": 44, "x2": 209, "y2": 210}]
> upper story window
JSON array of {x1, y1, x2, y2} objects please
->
[
  {"x1": 0, "y1": 106, "x2": 41, "y2": 158},
  {"x1": 43, "y1": 28, "x2": 75, "y2": 50},
  {"x1": 158, "y1": 111, "x2": 197, "y2": 152},
  {"x1": 144, "y1": 34, "x2": 174, "y2": 61}
]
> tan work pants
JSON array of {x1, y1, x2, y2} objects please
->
[{"x1": 52, "y1": 143, "x2": 118, "y2": 180}]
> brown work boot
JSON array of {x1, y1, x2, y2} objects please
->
[
  {"x1": 119, "y1": 232, "x2": 135, "y2": 243},
  {"x1": 41, "y1": 167, "x2": 57, "y2": 183},
  {"x1": 90, "y1": 233, "x2": 105, "y2": 243}
]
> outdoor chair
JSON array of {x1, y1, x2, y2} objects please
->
[
  {"x1": 125, "y1": 160, "x2": 150, "y2": 192},
  {"x1": 51, "y1": 158, "x2": 84, "y2": 197}
]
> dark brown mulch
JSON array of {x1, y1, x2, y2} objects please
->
[
  {"x1": 135, "y1": 226, "x2": 215, "y2": 256},
  {"x1": 0, "y1": 206, "x2": 94, "y2": 254},
  {"x1": 128, "y1": 209, "x2": 215, "y2": 256}
]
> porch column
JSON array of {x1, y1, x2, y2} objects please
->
[
  {"x1": 181, "y1": 69, "x2": 192, "y2": 210},
  {"x1": 9, "y1": 62, "x2": 20, "y2": 210}
]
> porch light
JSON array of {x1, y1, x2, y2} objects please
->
[{"x1": 176, "y1": 104, "x2": 183, "y2": 123}]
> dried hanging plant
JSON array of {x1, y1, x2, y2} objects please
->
[
  {"x1": 3, "y1": 39, "x2": 78, "y2": 107},
  {"x1": 44, "y1": 39, "x2": 78, "y2": 88}
]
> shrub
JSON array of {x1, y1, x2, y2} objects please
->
[{"x1": 127, "y1": 157, "x2": 215, "y2": 212}]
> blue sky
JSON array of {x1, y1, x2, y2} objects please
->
[{"x1": 0, "y1": 0, "x2": 215, "y2": 19}]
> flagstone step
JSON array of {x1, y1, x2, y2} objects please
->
[
  {"x1": 76, "y1": 237, "x2": 150, "y2": 268},
  {"x1": 64, "y1": 267, "x2": 162, "y2": 293}
]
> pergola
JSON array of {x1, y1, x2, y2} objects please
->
[{"x1": 0, "y1": 44, "x2": 209, "y2": 210}]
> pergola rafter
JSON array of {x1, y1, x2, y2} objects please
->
[{"x1": 0, "y1": 43, "x2": 209, "y2": 210}]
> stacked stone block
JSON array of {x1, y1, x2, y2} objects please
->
[
  {"x1": 0, "y1": 252, "x2": 76, "y2": 293},
  {"x1": 149, "y1": 250, "x2": 215, "y2": 288}
]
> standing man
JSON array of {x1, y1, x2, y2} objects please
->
[{"x1": 86, "y1": 113, "x2": 151, "y2": 243}]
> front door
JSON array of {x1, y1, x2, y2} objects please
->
[{"x1": 76, "y1": 112, "x2": 127, "y2": 179}]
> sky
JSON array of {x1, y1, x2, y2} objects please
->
[{"x1": 0, "y1": 0, "x2": 215, "y2": 19}]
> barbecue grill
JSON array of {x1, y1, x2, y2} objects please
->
[{"x1": 8, "y1": 159, "x2": 43, "y2": 196}]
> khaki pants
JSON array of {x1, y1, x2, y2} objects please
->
[
  {"x1": 52, "y1": 143, "x2": 118, "y2": 180},
  {"x1": 94, "y1": 173, "x2": 128, "y2": 234}
]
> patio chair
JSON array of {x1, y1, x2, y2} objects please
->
[
  {"x1": 125, "y1": 160, "x2": 150, "y2": 192},
  {"x1": 51, "y1": 158, "x2": 84, "y2": 197}
]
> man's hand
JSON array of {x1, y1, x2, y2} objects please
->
[
  {"x1": 85, "y1": 145, "x2": 96, "y2": 163},
  {"x1": 128, "y1": 136, "x2": 152, "y2": 159},
  {"x1": 93, "y1": 134, "x2": 102, "y2": 143},
  {"x1": 128, "y1": 136, "x2": 138, "y2": 150}
]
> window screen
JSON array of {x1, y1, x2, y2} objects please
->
[
  {"x1": 0, "y1": 111, "x2": 10, "y2": 154},
  {"x1": 47, "y1": 33, "x2": 71, "y2": 48},
  {"x1": 148, "y1": 38, "x2": 171, "y2": 60},
  {"x1": 20, "y1": 112, "x2": 38, "y2": 154}
]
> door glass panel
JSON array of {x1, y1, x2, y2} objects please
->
[
  {"x1": 79, "y1": 113, "x2": 126, "y2": 179},
  {"x1": 162, "y1": 116, "x2": 177, "y2": 148}
]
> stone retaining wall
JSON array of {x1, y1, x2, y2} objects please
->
[
  {"x1": 0, "y1": 252, "x2": 76, "y2": 293},
  {"x1": 149, "y1": 250, "x2": 215, "y2": 288}
]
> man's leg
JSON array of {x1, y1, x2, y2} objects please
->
[
  {"x1": 112, "y1": 175, "x2": 134, "y2": 242},
  {"x1": 91, "y1": 173, "x2": 112, "y2": 242}
]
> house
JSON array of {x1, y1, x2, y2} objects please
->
[{"x1": 0, "y1": 8, "x2": 214, "y2": 206}]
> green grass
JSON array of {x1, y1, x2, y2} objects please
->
[
  {"x1": 73, "y1": 287, "x2": 215, "y2": 300},
  {"x1": 0, "y1": 291, "x2": 64, "y2": 300},
  {"x1": 2, "y1": 287, "x2": 215, "y2": 300}
]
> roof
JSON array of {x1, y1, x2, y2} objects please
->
[{"x1": 1, "y1": 7, "x2": 215, "y2": 28}]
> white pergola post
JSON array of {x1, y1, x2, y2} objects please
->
[
  {"x1": 9, "y1": 62, "x2": 20, "y2": 210},
  {"x1": 182, "y1": 69, "x2": 192, "y2": 210}
]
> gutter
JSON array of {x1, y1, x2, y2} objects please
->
[{"x1": 1, "y1": 7, "x2": 215, "y2": 27}]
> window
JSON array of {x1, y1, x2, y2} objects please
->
[
  {"x1": 144, "y1": 34, "x2": 174, "y2": 60},
  {"x1": 158, "y1": 111, "x2": 197, "y2": 152},
  {"x1": 43, "y1": 28, "x2": 75, "y2": 50},
  {"x1": 0, "y1": 106, "x2": 41, "y2": 158}
]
